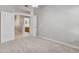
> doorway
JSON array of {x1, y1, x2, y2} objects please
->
[
  {"x1": 24, "y1": 16, "x2": 30, "y2": 32},
  {"x1": 14, "y1": 15, "x2": 30, "y2": 39}
]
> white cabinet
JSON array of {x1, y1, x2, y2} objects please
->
[{"x1": 1, "y1": 11, "x2": 15, "y2": 43}]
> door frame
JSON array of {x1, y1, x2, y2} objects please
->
[{"x1": 14, "y1": 12, "x2": 32, "y2": 37}]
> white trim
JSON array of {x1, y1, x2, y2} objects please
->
[
  {"x1": 1, "y1": 37, "x2": 15, "y2": 43},
  {"x1": 38, "y1": 36, "x2": 79, "y2": 50},
  {"x1": 14, "y1": 12, "x2": 31, "y2": 16}
]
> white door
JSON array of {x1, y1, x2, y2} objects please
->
[
  {"x1": 1, "y1": 11, "x2": 15, "y2": 43},
  {"x1": 30, "y1": 15, "x2": 37, "y2": 36}
]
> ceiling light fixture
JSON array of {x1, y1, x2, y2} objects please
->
[{"x1": 32, "y1": 5, "x2": 38, "y2": 8}]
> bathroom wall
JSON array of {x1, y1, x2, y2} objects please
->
[{"x1": 37, "y1": 5, "x2": 79, "y2": 44}]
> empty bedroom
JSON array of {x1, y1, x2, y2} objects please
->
[{"x1": 0, "y1": 5, "x2": 79, "y2": 53}]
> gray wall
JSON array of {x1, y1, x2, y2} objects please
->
[
  {"x1": 0, "y1": 12, "x2": 1, "y2": 43},
  {"x1": 0, "y1": 5, "x2": 15, "y2": 12},
  {"x1": 37, "y1": 5, "x2": 79, "y2": 43},
  {"x1": 0, "y1": 5, "x2": 33, "y2": 13}
]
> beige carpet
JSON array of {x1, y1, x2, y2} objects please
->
[{"x1": 0, "y1": 36, "x2": 79, "y2": 53}]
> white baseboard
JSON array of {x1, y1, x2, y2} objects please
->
[
  {"x1": 38, "y1": 36, "x2": 79, "y2": 50},
  {"x1": 1, "y1": 37, "x2": 15, "y2": 43}
]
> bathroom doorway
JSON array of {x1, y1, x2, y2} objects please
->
[
  {"x1": 14, "y1": 15, "x2": 30, "y2": 39},
  {"x1": 24, "y1": 16, "x2": 30, "y2": 33}
]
